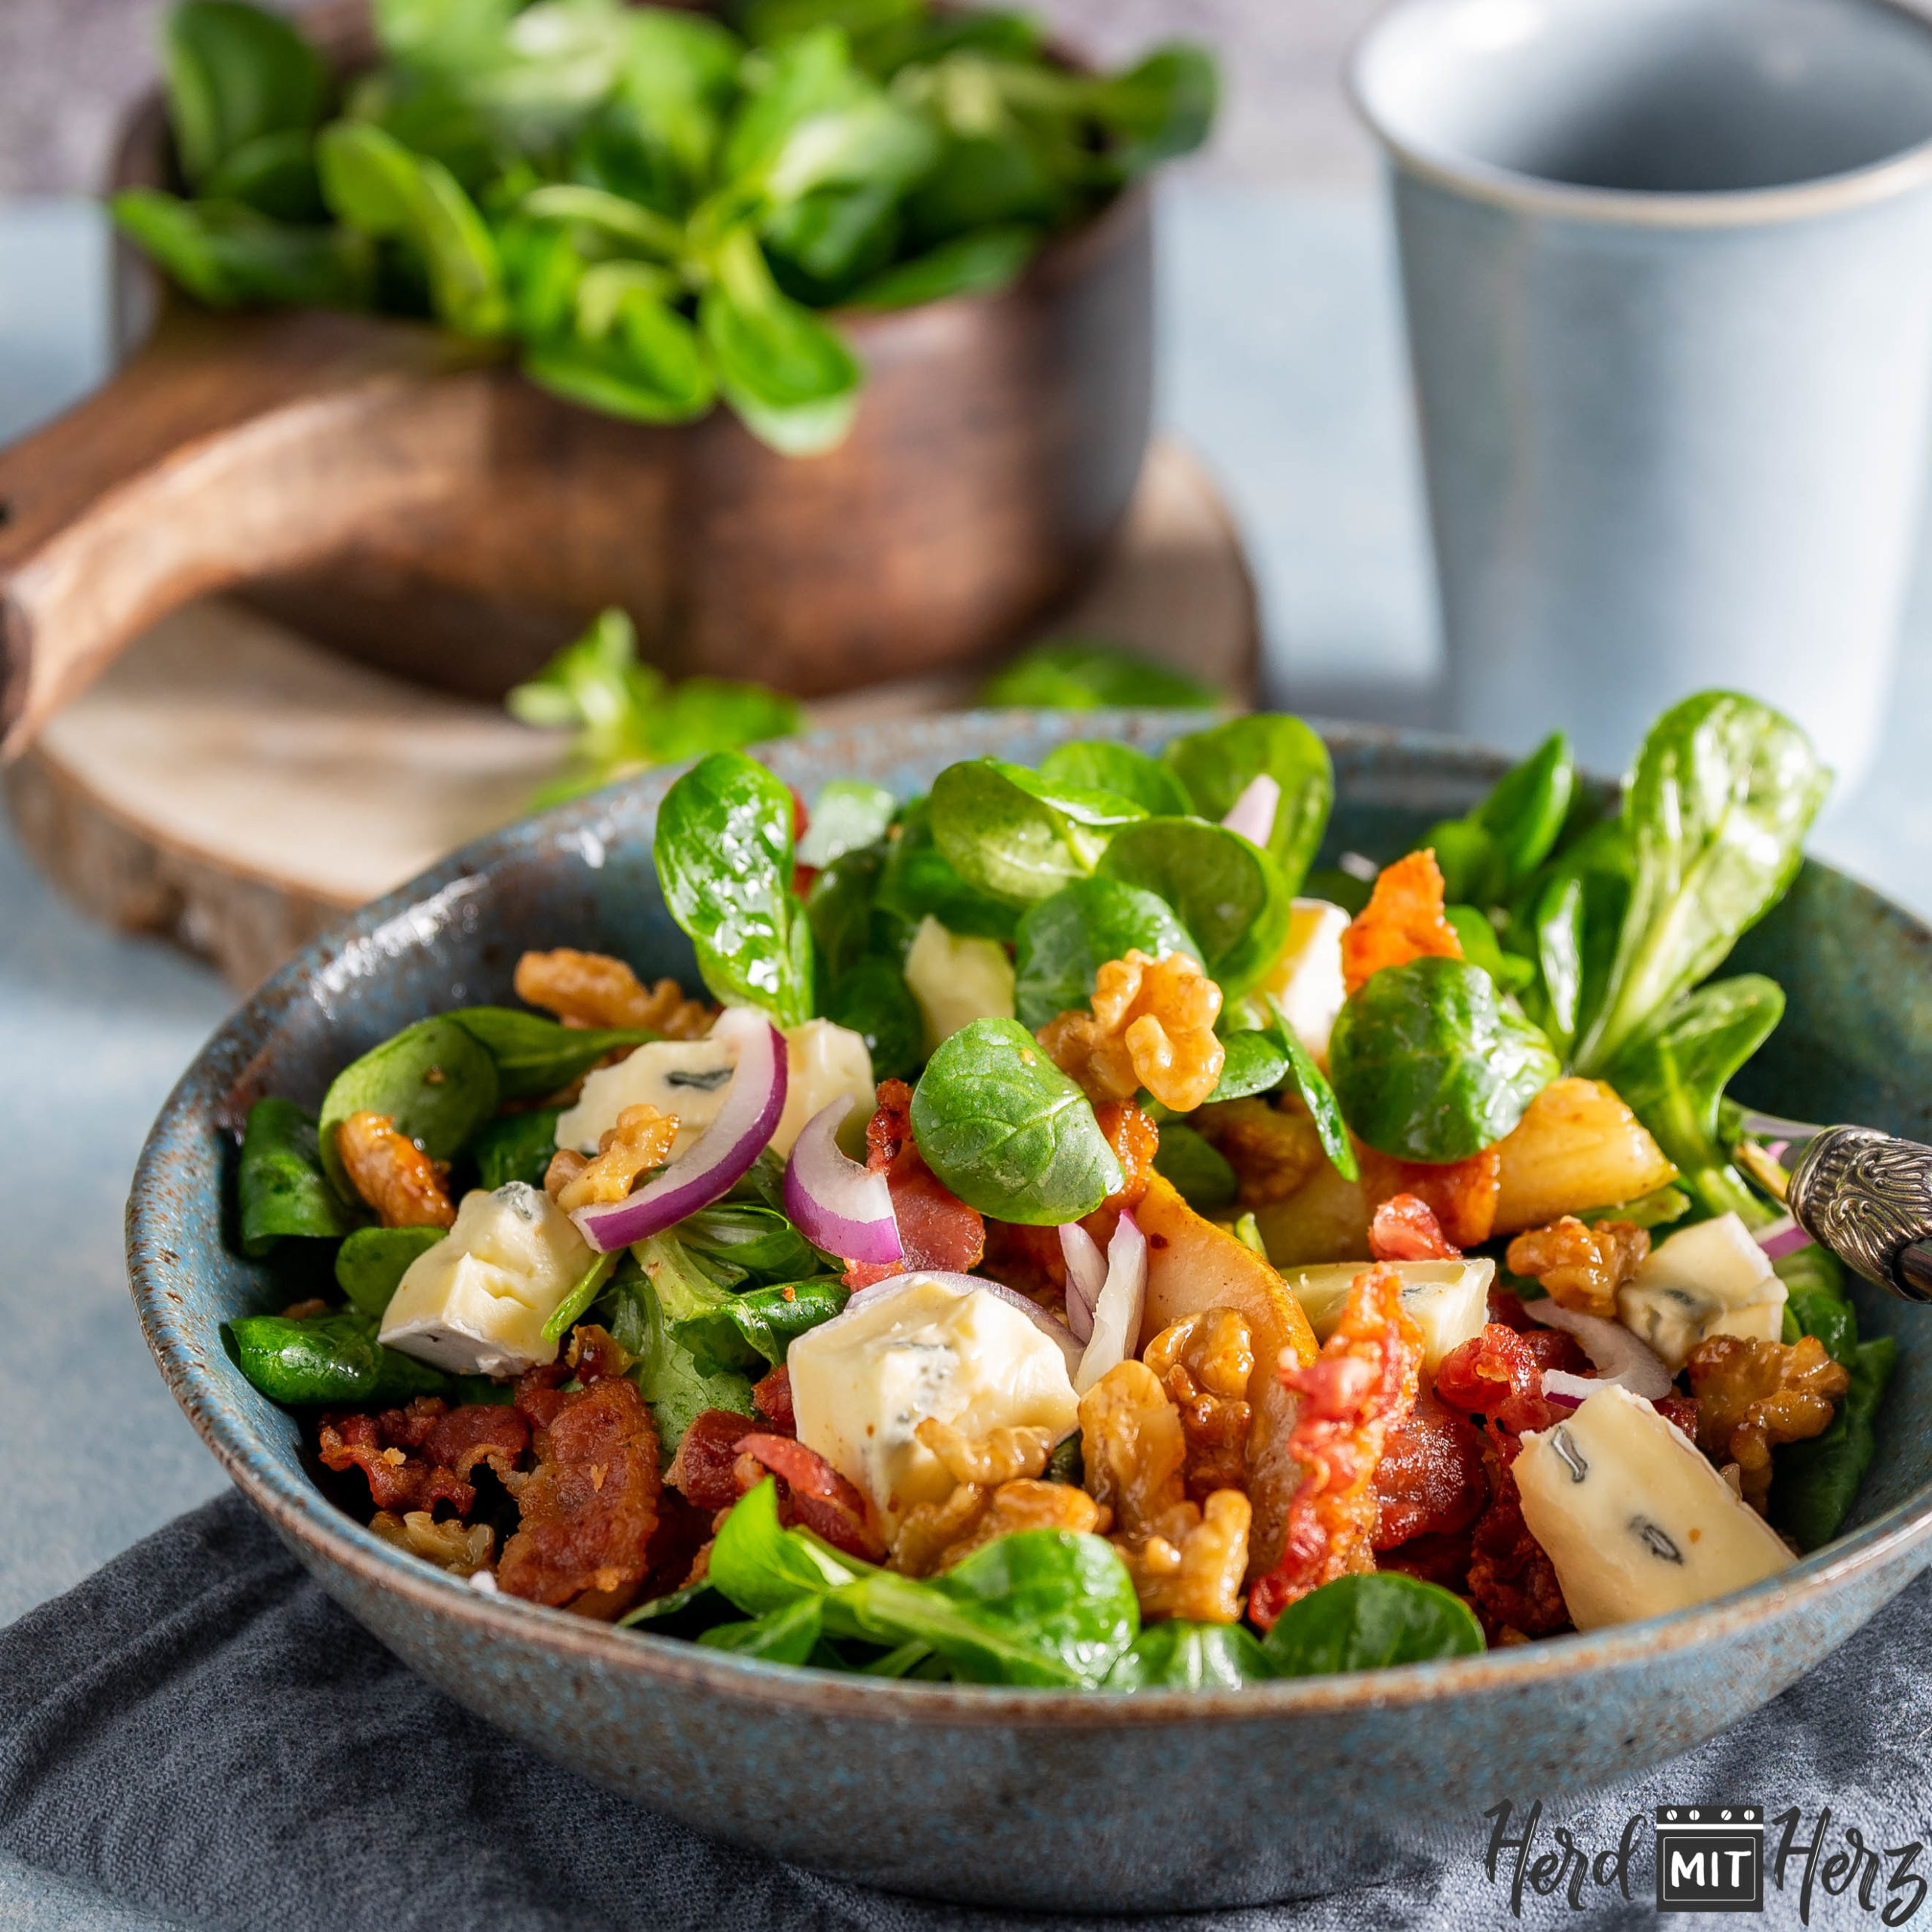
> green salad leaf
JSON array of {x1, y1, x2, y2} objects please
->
[
  {"x1": 672, "y1": 1279, "x2": 852, "y2": 1369},
  {"x1": 1012, "y1": 878, "x2": 1200, "y2": 1029},
  {"x1": 237, "y1": 1097, "x2": 365, "y2": 1255},
  {"x1": 797, "y1": 779, "x2": 897, "y2": 868},
  {"x1": 223, "y1": 1306, "x2": 451, "y2": 1406},
  {"x1": 678, "y1": 1202, "x2": 824, "y2": 1284},
  {"x1": 1162, "y1": 713, "x2": 1334, "y2": 894},
  {"x1": 316, "y1": 1016, "x2": 500, "y2": 1199},
  {"x1": 1328, "y1": 957, "x2": 1558, "y2": 1164},
  {"x1": 605, "y1": 1258, "x2": 756, "y2": 1459},
  {"x1": 1576, "y1": 692, "x2": 1829, "y2": 1072},
  {"x1": 1602, "y1": 975, "x2": 1785, "y2": 1223},
  {"x1": 875, "y1": 799, "x2": 1017, "y2": 941},
  {"x1": 979, "y1": 639, "x2": 1225, "y2": 711},
  {"x1": 930, "y1": 758, "x2": 1145, "y2": 906},
  {"x1": 708, "y1": 1480, "x2": 1140, "y2": 1687},
  {"x1": 334, "y1": 1225, "x2": 444, "y2": 1317},
  {"x1": 654, "y1": 749, "x2": 814, "y2": 1027},
  {"x1": 910, "y1": 1017, "x2": 1124, "y2": 1223},
  {"x1": 506, "y1": 609, "x2": 800, "y2": 808},
  {"x1": 1105, "y1": 1620, "x2": 1273, "y2": 1690},
  {"x1": 1096, "y1": 818, "x2": 1293, "y2": 997},
  {"x1": 446, "y1": 1006, "x2": 662, "y2": 1104},
  {"x1": 1149, "y1": 1122, "x2": 1236, "y2": 1211},
  {"x1": 821, "y1": 955, "x2": 925, "y2": 1082},
  {"x1": 470, "y1": 1106, "x2": 565, "y2": 1192},
  {"x1": 1260, "y1": 1573, "x2": 1484, "y2": 1675},
  {"x1": 315, "y1": 119, "x2": 508, "y2": 334},
  {"x1": 1036, "y1": 741, "x2": 1192, "y2": 818},
  {"x1": 164, "y1": 0, "x2": 328, "y2": 187}
]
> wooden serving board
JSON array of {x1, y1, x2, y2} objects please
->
[{"x1": 5, "y1": 438, "x2": 1257, "y2": 989}]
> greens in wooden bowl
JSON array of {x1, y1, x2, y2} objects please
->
[{"x1": 114, "y1": 0, "x2": 1215, "y2": 451}]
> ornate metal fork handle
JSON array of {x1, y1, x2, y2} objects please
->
[{"x1": 1789, "y1": 1125, "x2": 1932, "y2": 1304}]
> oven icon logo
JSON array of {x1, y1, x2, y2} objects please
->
[{"x1": 1654, "y1": 1806, "x2": 1765, "y2": 1912}]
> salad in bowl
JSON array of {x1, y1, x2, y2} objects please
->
[{"x1": 222, "y1": 688, "x2": 1889, "y2": 1690}]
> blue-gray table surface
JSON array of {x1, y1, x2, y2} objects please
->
[{"x1": 2, "y1": 183, "x2": 1929, "y2": 1928}]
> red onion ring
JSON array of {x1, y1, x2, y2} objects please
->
[
  {"x1": 1756, "y1": 1217, "x2": 1814, "y2": 1260},
  {"x1": 1074, "y1": 1211, "x2": 1148, "y2": 1395},
  {"x1": 783, "y1": 1097, "x2": 902, "y2": 1266},
  {"x1": 1220, "y1": 774, "x2": 1280, "y2": 848},
  {"x1": 1525, "y1": 1297, "x2": 1672, "y2": 1400},
  {"x1": 1539, "y1": 1368, "x2": 1595, "y2": 1411},
  {"x1": 1059, "y1": 1224, "x2": 1106, "y2": 1343},
  {"x1": 571, "y1": 1006, "x2": 787, "y2": 1254}
]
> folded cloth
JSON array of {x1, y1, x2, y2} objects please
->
[{"x1": 1, "y1": 1491, "x2": 1928, "y2": 1932}]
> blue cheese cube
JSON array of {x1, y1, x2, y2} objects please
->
[
  {"x1": 1617, "y1": 1213, "x2": 1786, "y2": 1371},
  {"x1": 379, "y1": 1183, "x2": 593, "y2": 1378},
  {"x1": 1515, "y1": 1384, "x2": 1793, "y2": 1630}
]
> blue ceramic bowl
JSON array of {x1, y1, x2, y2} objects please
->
[{"x1": 126, "y1": 712, "x2": 1932, "y2": 1911}]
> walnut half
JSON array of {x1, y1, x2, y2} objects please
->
[
  {"x1": 553, "y1": 1103, "x2": 679, "y2": 1211},
  {"x1": 514, "y1": 949, "x2": 712, "y2": 1038},
  {"x1": 890, "y1": 1419, "x2": 1098, "y2": 1576},
  {"x1": 1505, "y1": 1217, "x2": 1649, "y2": 1318},
  {"x1": 1039, "y1": 949, "x2": 1225, "y2": 1114},
  {"x1": 336, "y1": 1112, "x2": 456, "y2": 1229},
  {"x1": 1687, "y1": 1333, "x2": 1850, "y2": 1511}
]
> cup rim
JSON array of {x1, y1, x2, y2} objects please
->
[{"x1": 1348, "y1": 0, "x2": 1932, "y2": 228}]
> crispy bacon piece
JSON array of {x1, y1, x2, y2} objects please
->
[
  {"x1": 498, "y1": 1371, "x2": 662, "y2": 1615},
  {"x1": 733, "y1": 1433, "x2": 886, "y2": 1562},
  {"x1": 1247, "y1": 1264, "x2": 1423, "y2": 1629},
  {"x1": 335, "y1": 1112, "x2": 456, "y2": 1229},
  {"x1": 317, "y1": 1398, "x2": 528, "y2": 1517},
  {"x1": 1340, "y1": 849, "x2": 1462, "y2": 995},
  {"x1": 1372, "y1": 1386, "x2": 1488, "y2": 1548},
  {"x1": 669, "y1": 1408, "x2": 885, "y2": 1561},
  {"x1": 1370, "y1": 1193, "x2": 1460, "y2": 1262},
  {"x1": 1434, "y1": 1321, "x2": 1582, "y2": 1437},
  {"x1": 1467, "y1": 1429, "x2": 1570, "y2": 1639},
  {"x1": 514, "y1": 1361, "x2": 573, "y2": 1432},
  {"x1": 667, "y1": 1408, "x2": 767, "y2": 1514},
  {"x1": 1358, "y1": 1146, "x2": 1500, "y2": 1249},
  {"x1": 1657, "y1": 1393, "x2": 1700, "y2": 1438},
  {"x1": 845, "y1": 1080, "x2": 985, "y2": 1291},
  {"x1": 752, "y1": 1361, "x2": 795, "y2": 1433},
  {"x1": 1377, "y1": 1528, "x2": 1475, "y2": 1592}
]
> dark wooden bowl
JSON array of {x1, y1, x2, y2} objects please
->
[{"x1": 0, "y1": 2, "x2": 1152, "y2": 753}]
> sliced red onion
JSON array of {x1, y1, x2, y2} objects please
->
[
  {"x1": 1756, "y1": 1216, "x2": 1814, "y2": 1260},
  {"x1": 783, "y1": 1097, "x2": 902, "y2": 1266},
  {"x1": 1075, "y1": 1211, "x2": 1149, "y2": 1395},
  {"x1": 1540, "y1": 1368, "x2": 1597, "y2": 1410},
  {"x1": 1220, "y1": 774, "x2": 1281, "y2": 848},
  {"x1": 571, "y1": 1006, "x2": 787, "y2": 1254},
  {"x1": 1059, "y1": 1223, "x2": 1106, "y2": 1344},
  {"x1": 1526, "y1": 1297, "x2": 1673, "y2": 1400}
]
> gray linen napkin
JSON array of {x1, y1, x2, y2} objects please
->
[{"x1": 0, "y1": 1491, "x2": 1924, "y2": 1931}]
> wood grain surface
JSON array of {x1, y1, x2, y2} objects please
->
[{"x1": 6, "y1": 437, "x2": 1255, "y2": 988}]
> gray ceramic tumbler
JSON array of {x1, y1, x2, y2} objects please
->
[{"x1": 1352, "y1": 0, "x2": 1932, "y2": 789}]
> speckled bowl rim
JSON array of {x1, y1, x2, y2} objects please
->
[{"x1": 127, "y1": 710, "x2": 1932, "y2": 1726}]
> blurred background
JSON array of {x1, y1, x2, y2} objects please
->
[{"x1": 0, "y1": 0, "x2": 1446, "y2": 731}]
